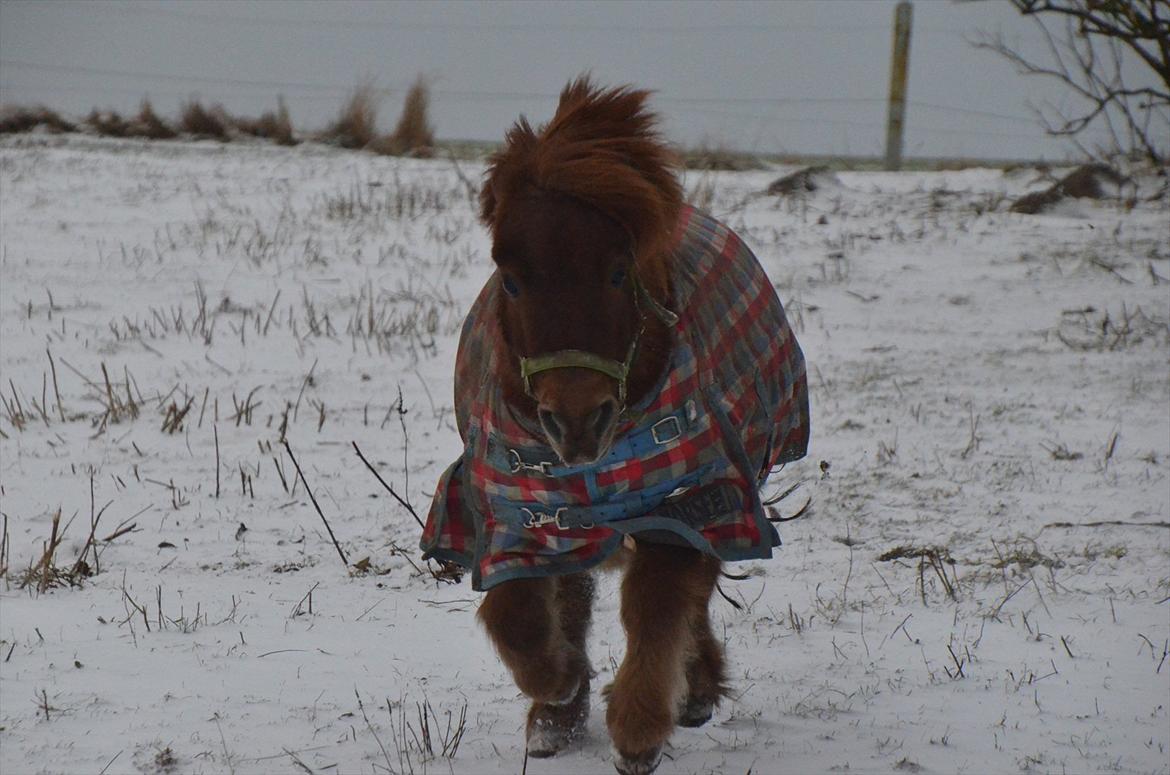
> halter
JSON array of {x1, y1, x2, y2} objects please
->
[{"x1": 518, "y1": 272, "x2": 678, "y2": 404}]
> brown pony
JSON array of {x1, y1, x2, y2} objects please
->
[
  {"x1": 423, "y1": 76, "x2": 809, "y2": 774},
  {"x1": 479, "y1": 79, "x2": 716, "y2": 774}
]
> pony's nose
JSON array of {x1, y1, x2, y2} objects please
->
[
  {"x1": 538, "y1": 408, "x2": 567, "y2": 445},
  {"x1": 589, "y1": 398, "x2": 618, "y2": 440},
  {"x1": 537, "y1": 397, "x2": 620, "y2": 465}
]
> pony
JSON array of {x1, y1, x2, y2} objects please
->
[{"x1": 422, "y1": 77, "x2": 809, "y2": 775}]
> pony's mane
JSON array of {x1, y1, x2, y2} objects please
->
[{"x1": 480, "y1": 77, "x2": 683, "y2": 265}]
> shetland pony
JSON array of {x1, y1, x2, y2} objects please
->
[{"x1": 422, "y1": 77, "x2": 809, "y2": 774}]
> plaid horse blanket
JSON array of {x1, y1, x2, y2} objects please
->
[{"x1": 421, "y1": 206, "x2": 809, "y2": 590}]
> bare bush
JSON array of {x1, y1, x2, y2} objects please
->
[
  {"x1": 179, "y1": 99, "x2": 230, "y2": 141},
  {"x1": 323, "y1": 79, "x2": 379, "y2": 149},
  {"x1": 0, "y1": 105, "x2": 76, "y2": 135},
  {"x1": 974, "y1": 0, "x2": 1169, "y2": 164},
  {"x1": 370, "y1": 76, "x2": 435, "y2": 157}
]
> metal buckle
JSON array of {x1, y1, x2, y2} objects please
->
[
  {"x1": 508, "y1": 449, "x2": 553, "y2": 477},
  {"x1": 651, "y1": 415, "x2": 682, "y2": 445},
  {"x1": 526, "y1": 508, "x2": 570, "y2": 531}
]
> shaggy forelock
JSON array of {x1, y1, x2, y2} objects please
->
[{"x1": 480, "y1": 77, "x2": 683, "y2": 262}]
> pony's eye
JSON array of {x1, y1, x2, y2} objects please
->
[
  {"x1": 610, "y1": 267, "x2": 627, "y2": 287},
  {"x1": 501, "y1": 274, "x2": 520, "y2": 298}
]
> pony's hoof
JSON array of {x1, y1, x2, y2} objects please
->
[
  {"x1": 677, "y1": 696, "x2": 714, "y2": 728},
  {"x1": 526, "y1": 677, "x2": 590, "y2": 758},
  {"x1": 613, "y1": 745, "x2": 663, "y2": 775},
  {"x1": 526, "y1": 719, "x2": 570, "y2": 759}
]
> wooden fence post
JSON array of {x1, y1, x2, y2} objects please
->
[{"x1": 885, "y1": 1, "x2": 914, "y2": 171}]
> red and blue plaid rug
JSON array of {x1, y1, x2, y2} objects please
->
[{"x1": 422, "y1": 206, "x2": 809, "y2": 590}]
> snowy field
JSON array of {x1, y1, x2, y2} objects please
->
[{"x1": 0, "y1": 134, "x2": 1167, "y2": 775}]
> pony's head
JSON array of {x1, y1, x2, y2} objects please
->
[{"x1": 480, "y1": 77, "x2": 683, "y2": 464}]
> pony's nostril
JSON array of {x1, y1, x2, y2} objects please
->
[
  {"x1": 591, "y1": 399, "x2": 617, "y2": 438},
  {"x1": 538, "y1": 408, "x2": 564, "y2": 443}
]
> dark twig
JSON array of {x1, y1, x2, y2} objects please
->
[
  {"x1": 282, "y1": 439, "x2": 348, "y2": 567},
  {"x1": 46, "y1": 347, "x2": 66, "y2": 422},
  {"x1": 352, "y1": 441, "x2": 425, "y2": 530}
]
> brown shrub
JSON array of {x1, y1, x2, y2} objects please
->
[
  {"x1": 371, "y1": 76, "x2": 435, "y2": 157},
  {"x1": 1010, "y1": 163, "x2": 1127, "y2": 214},
  {"x1": 0, "y1": 105, "x2": 76, "y2": 135},
  {"x1": 86, "y1": 109, "x2": 131, "y2": 138},
  {"x1": 130, "y1": 99, "x2": 177, "y2": 140},
  {"x1": 234, "y1": 95, "x2": 296, "y2": 146},
  {"x1": 179, "y1": 99, "x2": 230, "y2": 140},
  {"x1": 323, "y1": 80, "x2": 379, "y2": 149}
]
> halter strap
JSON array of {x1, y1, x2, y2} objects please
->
[
  {"x1": 520, "y1": 335, "x2": 640, "y2": 403},
  {"x1": 517, "y1": 272, "x2": 676, "y2": 404}
]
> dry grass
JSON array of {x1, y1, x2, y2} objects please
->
[
  {"x1": 132, "y1": 99, "x2": 177, "y2": 140},
  {"x1": 179, "y1": 99, "x2": 230, "y2": 141},
  {"x1": 370, "y1": 76, "x2": 435, "y2": 157},
  {"x1": 87, "y1": 102, "x2": 181, "y2": 140},
  {"x1": 767, "y1": 165, "x2": 832, "y2": 195},
  {"x1": 0, "y1": 105, "x2": 77, "y2": 135},
  {"x1": 322, "y1": 79, "x2": 379, "y2": 149},
  {"x1": 1011, "y1": 163, "x2": 1127, "y2": 213},
  {"x1": 85, "y1": 109, "x2": 131, "y2": 138},
  {"x1": 15, "y1": 509, "x2": 94, "y2": 593},
  {"x1": 682, "y1": 142, "x2": 764, "y2": 171},
  {"x1": 233, "y1": 95, "x2": 296, "y2": 146}
]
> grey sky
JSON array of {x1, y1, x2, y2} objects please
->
[{"x1": 0, "y1": 0, "x2": 1156, "y2": 160}]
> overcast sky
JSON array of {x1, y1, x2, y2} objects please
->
[{"x1": 0, "y1": 0, "x2": 1158, "y2": 160}]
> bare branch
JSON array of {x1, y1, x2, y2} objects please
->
[{"x1": 972, "y1": 0, "x2": 1169, "y2": 164}]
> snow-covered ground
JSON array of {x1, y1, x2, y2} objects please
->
[{"x1": 1, "y1": 134, "x2": 1167, "y2": 775}]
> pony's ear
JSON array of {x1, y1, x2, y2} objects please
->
[{"x1": 479, "y1": 178, "x2": 497, "y2": 227}]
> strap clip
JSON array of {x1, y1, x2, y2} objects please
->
[
  {"x1": 520, "y1": 506, "x2": 593, "y2": 530},
  {"x1": 508, "y1": 449, "x2": 554, "y2": 477}
]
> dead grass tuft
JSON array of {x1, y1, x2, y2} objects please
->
[
  {"x1": 1011, "y1": 163, "x2": 1127, "y2": 213},
  {"x1": 233, "y1": 95, "x2": 296, "y2": 146},
  {"x1": 0, "y1": 105, "x2": 77, "y2": 135},
  {"x1": 179, "y1": 99, "x2": 230, "y2": 141},
  {"x1": 74, "y1": 102, "x2": 178, "y2": 141},
  {"x1": 323, "y1": 79, "x2": 379, "y2": 149},
  {"x1": 153, "y1": 746, "x2": 177, "y2": 772},
  {"x1": 85, "y1": 109, "x2": 131, "y2": 138},
  {"x1": 131, "y1": 99, "x2": 178, "y2": 140},
  {"x1": 1057, "y1": 304, "x2": 1168, "y2": 351},
  {"x1": 879, "y1": 544, "x2": 960, "y2": 603},
  {"x1": 16, "y1": 510, "x2": 92, "y2": 593},
  {"x1": 767, "y1": 165, "x2": 833, "y2": 195},
  {"x1": 682, "y1": 142, "x2": 764, "y2": 171},
  {"x1": 990, "y1": 542, "x2": 1064, "y2": 571},
  {"x1": 370, "y1": 76, "x2": 435, "y2": 157}
]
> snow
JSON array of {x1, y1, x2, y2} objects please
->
[{"x1": 1, "y1": 134, "x2": 1167, "y2": 775}]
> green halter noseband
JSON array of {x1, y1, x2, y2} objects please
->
[{"x1": 518, "y1": 273, "x2": 678, "y2": 404}]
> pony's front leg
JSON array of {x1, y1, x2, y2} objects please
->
[
  {"x1": 478, "y1": 576, "x2": 590, "y2": 757},
  {"x1": 607, "y1": 542, "x2": 720, "y2": 775}
]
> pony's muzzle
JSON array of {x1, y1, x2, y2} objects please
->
[{"x1": 537, "y1": 395, "x2": 620, "y2": 465}]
